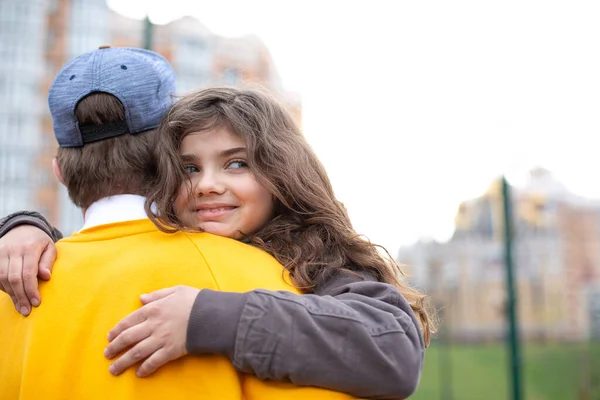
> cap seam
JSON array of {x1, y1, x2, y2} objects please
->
[{"x1": 124, "y1": 48, "x2": 165, "y2": 101}]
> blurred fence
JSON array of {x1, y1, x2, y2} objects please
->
[{"x1": 400, "y1": 174, "x2": 600, "y2": 399}]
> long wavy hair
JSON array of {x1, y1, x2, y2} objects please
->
[{"x1": 146, "y1": 86, "x2": 435, "y2": 345}]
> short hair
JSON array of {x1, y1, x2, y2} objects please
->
[{"x1": 56, "y1": 92, "x2": 158, "y2": 209}]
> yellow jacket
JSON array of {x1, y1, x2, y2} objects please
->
[{"x1": 0, "y1": 219, "x2": 353, "y2": 400}]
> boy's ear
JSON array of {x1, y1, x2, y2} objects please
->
[{"x1": 52, "y1": 158, "x2": 65, "y2": 186}]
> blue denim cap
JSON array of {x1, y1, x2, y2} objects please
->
[{"x1": 48, "y1": 46, "x2": 176, "y2": 147}]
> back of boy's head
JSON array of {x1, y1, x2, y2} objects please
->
[{"x1": 49, "y1": 46, "x2": 176, "y2": 209}]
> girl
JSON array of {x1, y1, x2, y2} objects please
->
[{"x1": 0, "y1": 87, "x2": 434, "y2": 399}]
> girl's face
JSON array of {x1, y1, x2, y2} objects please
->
[{"x1": 174, "y1": 127, "x2": 275, "y2": 239}]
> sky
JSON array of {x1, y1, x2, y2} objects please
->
[{"x1": 108, "y1": 0, "x2": 600, "y2": 255}]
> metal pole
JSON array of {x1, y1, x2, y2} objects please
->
[
  {"x1": 439, "y1": 306, "x2": 453, "y2": 400},
  {"x1": 143, "y1": 15, "x2": 153, "y2": 50},
  {"x1": 501, "y1": 176, "x2": 523, "y2": 400}
]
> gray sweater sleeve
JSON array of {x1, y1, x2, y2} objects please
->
[
  {"x1": 186, "y1": 270, "x2": 424, "y2": 399},
  {"x1": 0, "y1": 211, "x2": 63, "y2": 242}
]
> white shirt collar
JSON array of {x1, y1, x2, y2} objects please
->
[{"x1": 81, "y1": 194, "x2": 148, "y2": 231}]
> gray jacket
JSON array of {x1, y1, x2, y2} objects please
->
[{"x1": 0, "y1": 211, "x2": 424, "y2": 399}]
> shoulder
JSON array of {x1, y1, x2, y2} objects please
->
[
  {"x1": 183, "y1": 232, "x2": 297, "y2": 293},
  {"x1": 183, "y1": 232, "x2": 268, "y2": 259}
]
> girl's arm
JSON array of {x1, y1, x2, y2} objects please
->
[
  {"x1": 107, "y1": 269, "x2": 424, "y2": 399},
  {"x1": 188, "y1": 269, "x2": 424, "y2": 399}
]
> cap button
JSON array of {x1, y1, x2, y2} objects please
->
[{"x1": 98, "y1": 45, "x2": 111, "y2": 49}]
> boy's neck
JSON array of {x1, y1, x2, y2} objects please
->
[{"x1": 80, "y1": 195, "x2": 148, "y2": 230}]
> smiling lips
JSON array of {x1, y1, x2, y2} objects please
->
[{"x1": 195, "y1": 204, "x2": 237, "y2": 218}]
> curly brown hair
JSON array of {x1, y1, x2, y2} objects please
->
[{"x1": 146, "y1": 86, "x2": 435, "y2": 345}]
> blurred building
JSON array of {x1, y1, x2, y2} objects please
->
[
  {"x1": 0, "y1": 0, "x2": 301, "y2": 234},
  {"x1": 0, "y1": 0, "x2": 50, "y2": 220},
  {"x1": 399, "y1": 168, "x2": 600, "y2": 342}
]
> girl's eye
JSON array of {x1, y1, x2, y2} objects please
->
[
  {"x1": 184, "y1": 165, "x2": 200, "y2": 174},
  {"x1": 227, "y1": 160, "x2": 248, "y2": 169}
]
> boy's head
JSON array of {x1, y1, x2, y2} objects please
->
[{"x1": 49, "y1": 46, "x2": 176, "y2": 209}]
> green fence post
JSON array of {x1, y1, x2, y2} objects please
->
[
  {"x1": 143, "y1": 15, "x2": 153, "y2": 50},
  {"x1": 501, "y1": 176, "x2": 523, "y2": 400}
]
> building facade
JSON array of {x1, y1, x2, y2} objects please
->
[
  {"x1": 399, "y1": 168, "x2": 600, "y2": 342},
  {"x1": 0, "y1": 0, "x2": 49, "y2": 219}
]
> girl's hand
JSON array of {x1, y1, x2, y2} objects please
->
[
  {"x1": 0, "y1": 225, "x2": 56, "y2": 316},
  {"x1": 104, "y1": 285, "x2": 199, "y2": 377}
]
